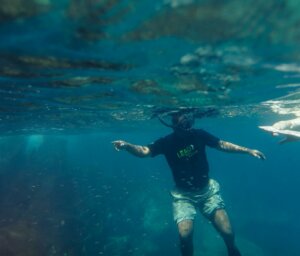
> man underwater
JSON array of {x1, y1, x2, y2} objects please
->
[{"x1": 112, "y1": 111, "x2": 265, "y2": 256}]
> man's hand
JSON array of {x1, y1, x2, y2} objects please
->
[
  {"x1": 112, "y1": 140, "x2": 128, "y2": 151},
  {"x1": 112, "y1": 140, "x2": 151, "y2": 157},
  {"x1": 248, "y1": 149, "x2": 266, "y2": 160}
]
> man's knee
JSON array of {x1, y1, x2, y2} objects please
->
[
  {"x1": 178, "y1": 219, "x2": 194, "y2": 239},
  {"x1": 212, "y1": 209, "x2": 234, "y2": 237},
  {"x1": 218, "y1": 218, "x2": 233, "y2": 236},
  {"x1": 221, "y1": 224, "x2": 234, "y2": 240}
]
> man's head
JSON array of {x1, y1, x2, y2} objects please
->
[{"x1": 171, "y1": 112, "x2": 195, "y2": 132}]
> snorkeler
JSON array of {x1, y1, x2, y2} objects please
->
[{"x1": 112, "y1": 110, "x2": 265, "y2": 256}]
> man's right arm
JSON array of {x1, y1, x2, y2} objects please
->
[
  {"x1": 216, "y1": 140, "x2": 266, "y2": 160},
  {"x1": 112, "y1": 140, "x2": 151, "y2": 158}
]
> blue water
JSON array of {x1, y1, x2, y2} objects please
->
[{"x1": 0, "y1": 1, "x2": 300, "y2": 255}]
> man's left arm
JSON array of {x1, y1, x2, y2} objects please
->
[{"x1": 216, "y1": 140, "x2": 266, "y2": 160}]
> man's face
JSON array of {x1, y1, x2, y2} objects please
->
[{"x1": 172, "y1": 113, "x2": 194, "y2": 131}]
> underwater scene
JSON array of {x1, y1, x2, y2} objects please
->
[{"x1": 0, "y1": 0, "x2": 300, "y2": 255}]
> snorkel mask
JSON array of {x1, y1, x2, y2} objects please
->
[
  {"x1": 156, "y1": 107, "x2": 218, "y2": 132},
  {"x1": 158, "y1": 110, "x2": 195, "y2": 132},
  {"x1": 171, "y1": 112, "x2": 195, "y2": 131}
]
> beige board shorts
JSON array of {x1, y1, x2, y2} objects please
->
[{"x1": 171, "y1": 179, "x2": 225, "y2": 224}]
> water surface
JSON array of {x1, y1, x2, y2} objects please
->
[{"x1": 0, "y1": 1, "x2": 300, "y2": 255}]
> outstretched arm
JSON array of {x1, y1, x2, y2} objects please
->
[
  {"x1": 112, "y1": 140, "x2": 151, "y2": 158},
  {"x1": 216, "y1": 140, "x2": 266, "y2": 160}
]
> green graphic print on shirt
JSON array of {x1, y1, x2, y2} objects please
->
[{"x1": 177, "y1": 144, "x2": 198, "y2": 159}]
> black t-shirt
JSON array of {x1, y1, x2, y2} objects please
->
[{"x1": 148, "y1": 129, "x2": 220, "y2": 190}]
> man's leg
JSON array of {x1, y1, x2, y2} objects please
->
[
  {"x1": 210, "y1": 209, "x2": 241, "y2": 256},
  {"x1": 178, "y1": 219, "x2": 194, "y2": 256}
]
